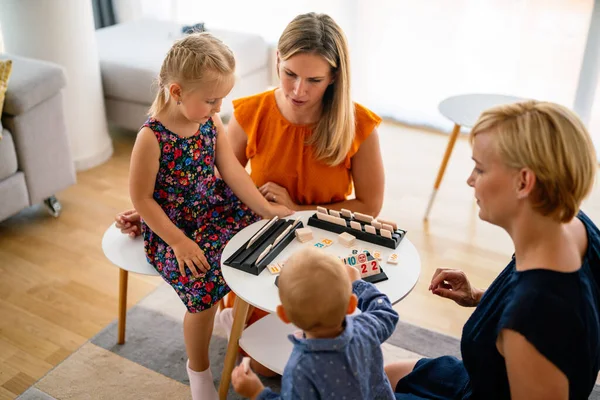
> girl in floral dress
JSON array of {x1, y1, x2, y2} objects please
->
[{"x1": 128, "y1": 32, "x2": 291, "y2": 400}]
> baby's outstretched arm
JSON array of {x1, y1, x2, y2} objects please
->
[
  {"x1": 353, "y1": 280, "x2": 399, "y2": 343},
  {"x1": 233, "y1": 359, "x2": 318, "y2": 400},
  {"x1": 213, "y1": 115, "x2": 291, "y2": 219},
  {"x1": 129, "y1": 127, "x2": 210, "y2": 277}
]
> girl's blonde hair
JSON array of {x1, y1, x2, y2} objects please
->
[
  {"x1": 149, "y1": 32, "x2": 235, "y2": 117},
  {"x1": 278, "y1": 13, "x2": 355, "y2": 166},
  {"x1": 470, "y1": 100, "x2": 597, "y2": 222}
]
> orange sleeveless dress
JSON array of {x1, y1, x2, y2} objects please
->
[{"x1": 224, "y1": 89, "x2": 381, "y2": 324}]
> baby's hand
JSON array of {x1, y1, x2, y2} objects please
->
[
  {"x1": 344, "y1": 263, "x2": 362, "y2": 282},
  {"x1": 232, "y1": 360, "x2": 265, "y2": 399},
  {"x1": 171, "y1": 237, "x2": 210, "y2": 278}
]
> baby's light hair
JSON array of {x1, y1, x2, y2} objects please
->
[
  {"x1": 278, "y1": 247, "x2": 352, "y2": 331},
  {"x1": 470, "y1": 100, "x2": 597, "y2": 222},
  {"x1": 149, "y1": 32, "x2": 235, "y2": 117}
]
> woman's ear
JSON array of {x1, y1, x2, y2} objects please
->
[
  {"x1": 329, "y1": 70, "x2": 338, "y2": 86},
  {"x1": 276, "y1": 305, "x2": 290, "y2": 324},
  {"x1": 347, "y1": 294, "x2": 358, "y2": 315},
  {"x1": 516, "y1": 168, "x2": 536, "y2": 199}
]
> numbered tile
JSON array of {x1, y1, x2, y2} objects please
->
[
  {"x1": 372, "y1": 250, "x2": 382, "y2": 261},
  {"x1": 351, "y1": 247, "x2": 360, "y2": 255},
  {"x1": 360, "y1": 249, "x2": 372, "y2": 257},
  {"x1": 358, "y1": 259, "x2": 381, "y2": 278},
  {"x1": 350, "y1": 221, "x2": 362, "y2": 231},
  {"x1": 354, "y1": 212, "x2": 374, "y2": 223},
  {"x1": 341, "y1": 208, "x2": 353, "y2": 218},
  {"x1": 387, "y1": 253, "x2": 399, "y2": 264},
  {"x1": 382, "y1": 223, "x2": 394, "y2": 233},
  {"x1": 380, "y1": 229, "x2": 392, "y2": 239},
  {"x1": 338, "y1": 232, "x2": 356, "y2": 247},
  {"x1": 344, "y1": 255, "x2": 358, "y2": 266},
  {"x1": 320, "y1": 238, "x2": 334, "y2": 247},
  {"x1": 314, "y1": 242, "x2": 326, "y2": 249},
  {"x1": 365, "y1": 225, "x2": 377, "y2": 234},
  {"x1": 267, "y1": 264, "x2": 282, "y2": 275},
  {"x1": 377, "y1": 218, "x2": 398, "y2": 231}
]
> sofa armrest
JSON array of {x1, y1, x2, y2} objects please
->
[{"x1": 0, "y1": 54, "x2": 67, "y2": 116}]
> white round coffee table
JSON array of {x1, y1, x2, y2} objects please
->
[
  {"x1": 424, "y1": 93, "x2": 525, "y2": 220},
  {"x1": 217, "y1": 210, "x2": 421, "y2": 398},
  {"x1": 101, "y1": 224, "x2": 159, "y2": 344}
]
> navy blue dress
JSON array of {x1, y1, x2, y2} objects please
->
[{"x1": 395, "y1": 211, "x2": 600, "y2": 399}]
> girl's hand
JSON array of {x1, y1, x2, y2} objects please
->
[
  {"x1": 259, "y1": 182, "x2": 298, "y2": 211},
  {"x1": 171, "y1": 237, "x2": 211, "y2": 278},
  {"x1": 265, "y1": 203, "x2": 293, "y2": 219},
  {"x1": 231, "y1": 362, "x2": 264, "y2": 399},
  {"x1": 115, "y1": 209, "x2": 142, "y2": 238}
]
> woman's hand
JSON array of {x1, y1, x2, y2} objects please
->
[
  {"x1": 171, "y1": 237, "x2": 211, "y2": 278},
  {"x1": 115, "y1": 209, "x2": 142, "y2": 237},
  {"x1": 259, "y1": 182, "x2": 298, "y2": 211},
  {"x1": 429, "y1": 268, "x2": 483, "y2": 307}
]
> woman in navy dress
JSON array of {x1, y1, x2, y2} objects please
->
[{"x1": 388, "y1": 101, "x2": 600, "y2": 399}]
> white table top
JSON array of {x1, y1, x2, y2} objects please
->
[
  {"x1": 221, "y1": 210, "x2": 421, "y2": 314},
  {"x1": 439, "y1": 93, "x2": 524, "y2": 128},
  {"x1": 101, "y1": 224, "x2": 159, "y2": 275}
]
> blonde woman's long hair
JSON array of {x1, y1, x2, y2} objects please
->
[
  {"x1": 278, "y1": 13, "x2": 355, "y2": 166},
  {"x1": 470, "y1": 100, "x2": 597, "y2": 222},
  {"x1": 149, "y1": 32, "x2": 235, "y2": 117}
]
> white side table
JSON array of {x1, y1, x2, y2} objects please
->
[
  {"x1": 424, "y1": 93, "x2": 524, "y2": 220},
  {"x1": 217, "y1": 210, "x2": 421, "y2": 399},
  {"x1": 101, "y1": 224, "x2": 159, "y2": 344}
]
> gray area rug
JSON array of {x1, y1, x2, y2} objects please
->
[{"x1": 18, "y1": 283, "x2": 600, "y2": 399}]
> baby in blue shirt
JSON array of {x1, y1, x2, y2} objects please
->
[{"x1": 232, "y1": 247, "x2": 399, "y2": 399}]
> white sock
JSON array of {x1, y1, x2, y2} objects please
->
[
  {"x1": 186, "y1": 360, "x2": 218, "y2": 400},
  {"x1": 218, "y1": 308, "x2": 235, "y2": 341}
]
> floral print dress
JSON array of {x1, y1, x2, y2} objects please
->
[{"x1": 141, "y1": 118, "x2": 260, "y2": 312}]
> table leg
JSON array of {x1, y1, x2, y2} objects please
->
[
  {"x1": 118, "y1": 268, "x2": 128, "y2": 345},
  {"x1": 424, "y1": 123, "x2": 462, "y2": 220},
  {"x1": 218, "y1": 296, "x2": 250, "y2": 400}
]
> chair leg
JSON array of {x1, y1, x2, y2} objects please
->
[
  {"x1": 218, "y1": 296, "x2": 250, "y2": 400},
  {"x1": 118, "y1": 268, "x2": 128, "y2": 345},
  {"x1": 424, "y1": 123, "x2": 462, "y2": 220}
]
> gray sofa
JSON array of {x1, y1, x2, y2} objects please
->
[
  {"x1": 0, "y1": 54, "x2": 76, "y2": 222},
  {"x1": 96, "y1": 19, "x2": 271, "y2": 131}
]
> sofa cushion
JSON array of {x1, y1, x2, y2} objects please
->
[
  {"x1": 0, "y1": 54, "x2": 67, "y2": 116},
  {"x1": 0, "y1": 54, "x2": 67, "y2": 115},
  {"x1": 0, "y1": 130, "x2": 18, "y2": 181},
  {"x1": 96, "y1": 19, "x2": 269, "y2": 105}
]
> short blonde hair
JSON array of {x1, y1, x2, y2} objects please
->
[
  {"x1": 470, "y1": 100, "x2": 597, "y2": 222},
  {"x1": 278, "y1": 13, "x2": 355, "y2": 166},
  {"x1": 278, "y1": 247, "x2": 351, "y2": 331},
  {"x1": 149, "y1": 32, "x2": 235, "y2": 117}
]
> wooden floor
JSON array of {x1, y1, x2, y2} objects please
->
[{"x1": 0, "y1": 123, "x2": 598, "y2": 399}]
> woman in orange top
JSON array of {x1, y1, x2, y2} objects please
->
[
  {"x1": 228, "y1": 13, "x2": 384, "y2": 215},
  {"x1": 116, "y1": 12, "x2": 385, "y2": 375}
]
